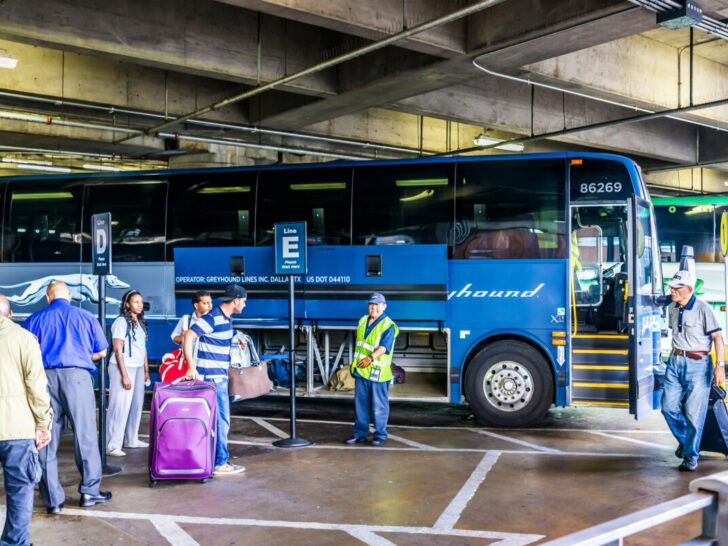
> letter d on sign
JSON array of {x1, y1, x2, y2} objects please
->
[{"x1": 96, "y1": 225, "x2": 107, "y2": 254}]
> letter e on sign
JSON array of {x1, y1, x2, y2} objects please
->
[{"x1": 282, "y1": 236, "x2": 299, "y2": 258}]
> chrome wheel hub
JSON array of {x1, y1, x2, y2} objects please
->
[{"x1": 483, "y1": 361, "x2": 534, "y2": 412}]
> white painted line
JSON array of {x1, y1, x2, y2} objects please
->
[
  {"x1": 472, "y1": 429, "x2": 562, "y2": 453},
  {"x1": 251, "y1": 418, "x2": 289, "y2": 439},
  {"x1": 151, "y1": 517, "x2": 200, "y2": 545},
  {"x1": 386, "y1": 433, "x2": 438, "y2": 450},
  {"x1": 434, "y1": 451, "x2": 500, "y2": 530},
  {"x1": 347, "y1": 529, "x2": 397, "y2": 545},
  {"x1": 587, "y1": 431, "x2": 674, "y2": 450},
  {"x1": 224, "y1": 438, "x2": 650, "y2": 458},
  {"x1": 33, "y1": 506, "x2": 543, "y2": 544}
]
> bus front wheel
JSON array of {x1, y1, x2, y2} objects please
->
[{"x1": 464, "y1": 341, "x2": 553, "y2": 427}]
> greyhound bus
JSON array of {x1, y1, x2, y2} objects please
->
[
  {"x1": 654, "y1": 195, "x2": 727, "y2": 327},
  {"x1": 0, "y1": 152, "x2": 664, "y2": 426}
]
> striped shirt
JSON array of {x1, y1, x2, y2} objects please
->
[{"x1": 190, "y1": 307, "x2": 233, "y2": 378}]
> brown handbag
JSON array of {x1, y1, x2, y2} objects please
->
[{"x1": 228, "y1": 362, "x2": 274, "y2": 400}]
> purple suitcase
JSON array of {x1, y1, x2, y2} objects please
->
[{"x1": 148, "y1": 380, "x2": 217, "y2": 486}]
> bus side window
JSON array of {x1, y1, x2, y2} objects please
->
[
  {"x1": 453, "y1": 159, "x2": 565, "y2": 259},
  {"x1": 82, "y1": 181, "x2": 167, "y2": 262},
  {"x1": 352, "y1": 164, "x2": 454, "y2": 246},
  {"x1": 5, "y1": 181, "x2": 83, "y2": 263},
  {"x1": 166, "y1": 172, "x2": 256, "y2": 259},
  {"x1": 256, "y1": 167, "x2": 352, "y2": 246}
]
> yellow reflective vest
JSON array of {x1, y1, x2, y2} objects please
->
[{"x1": 351, "y1": 314, "x2": 399, "y2": 382}]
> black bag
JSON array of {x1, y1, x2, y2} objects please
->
[{"x1": 700, "y1": 384, "x2": 728, "y2": 455}]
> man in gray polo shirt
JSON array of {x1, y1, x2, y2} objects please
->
[{"x1": 662, "y1": 269, "x2": 725, "y2": 471}]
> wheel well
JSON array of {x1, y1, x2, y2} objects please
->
[{"x1": 462, "y1": 334, "x2": 556, "y2": 402}]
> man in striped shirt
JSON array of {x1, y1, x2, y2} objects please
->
[{"x1": 182, "y1": 284, "x2": 247, "y2": 475}]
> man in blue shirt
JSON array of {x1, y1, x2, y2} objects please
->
[
  {"x1": 24, "y1": 281, "x2": 112, "y2": 513},
  {"x1": 183, "y1": 284, "x2": 247, "y2": 475}
]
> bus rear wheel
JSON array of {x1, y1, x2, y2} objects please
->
[{"x1": 464, "y1": 341, "x2": 553, "y2": 427}]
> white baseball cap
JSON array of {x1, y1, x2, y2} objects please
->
[{"x1": 667, "y1": 270, "x2": 695, "y2": 289}]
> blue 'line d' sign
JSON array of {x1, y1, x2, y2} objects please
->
[
  {"x1": 275, "y1": 222, "x2": 307, "y2": 276},
  {"x1": 91, "y1": 212, "x2": 112, "y2": 275}
]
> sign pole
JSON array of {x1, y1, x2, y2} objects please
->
[
  {"x1": 92, "y1": 213, "x2": 121, "y2": 476},
  {"x1": 273, "y1": 222, "x2": 311, "y2": 448},
  {"x1": 722, "y1": 213, "x2": 728, "y2": 339}
]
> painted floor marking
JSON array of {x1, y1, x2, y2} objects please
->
[
  {"x1": 347, "y1": 529, "x2": 397, "y2": 545},
  {"x1": 32, "y1": 506, "x2": 544, "y2": 545},
  {"x1": 434, "y1": 451, "x2": 501, "y2": 530},
  {"x1": 472, "y1": 429, "x2": 562, "y2": 453},
  {"x1": 587, "y1": 430, "x2": 675, "y2": 450},
  {"x1": 224, "y1": 438, "x2": 649, "y2": 458},
  {"x1": 385, "y1": 433, "x2": 438, "y2": 450},
  {"x1": 151, "y1": 516, "x2": 200, "y2": 545},
  {"x1": 251, "y1": 417, "x2": 289, "y2": 439}
]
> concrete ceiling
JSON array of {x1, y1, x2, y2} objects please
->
[{"x1": 0, "y1": 0, "x2": 726, "y2": 192}]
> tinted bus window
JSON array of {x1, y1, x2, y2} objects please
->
[
  {"x1": 353, "y1": 163, "x2": 454, "y2": 245},
  {"x1": 83, "y1": 181, "x2": 167, "y2": 262},
  {"x1": 257, "y1": 167, "x2": 351, "y2": 246},
  {"x1": 655, "y1": 205, "x2": 715, "y2": 263},
  {"x1": 454, "y1": 159, "x2": 565, "y2": 259},
  {"x1": 5, "y1": 180, "x2": 83, "y2": 262},
  {"x1": 167, "y1": 172, "x2": 256, "y2": 259}
]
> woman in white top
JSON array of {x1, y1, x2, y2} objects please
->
[{"x1": 106, "y1": 290, "x2": 150, "y2": 457}]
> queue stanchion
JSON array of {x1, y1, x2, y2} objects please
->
[
  {"x1": 273, "y1": 222, "x2": 311, "y2": 448},
  {"x1": 92, "y1": 212, "x2": 122, "y2": 476}
]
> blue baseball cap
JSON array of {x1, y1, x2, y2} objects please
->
[{"x1": 368, "y1": 292, "x2": 386, "y2": 304}]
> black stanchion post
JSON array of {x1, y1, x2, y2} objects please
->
[
  {"x1": 273, "y1": 222, "x2": 311, "y2": 448},
  {"x1": 92, "y1": 212, "x2": 121, "y2": 476}
]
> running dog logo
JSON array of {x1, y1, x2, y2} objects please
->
[{"x1": 0, "y1": 274, "x2": 130, "y2": 306}]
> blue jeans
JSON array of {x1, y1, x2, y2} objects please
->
[
  {"x1": 0, "y1": 439, "x2": 40, "y2": 546},
  {"x1": 661, "y1": 354, "x2": 714, "y2": 463},
  {"x1": 353, "y1": 377, "x2": 390, "y2": 441},
  {"x1": 213, "y1": 378, "x2": 230, "y2": 467}
]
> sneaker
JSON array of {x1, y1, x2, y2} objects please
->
[
  {"x1": 214, "y1": 463, "x2": 245, "y2": 475},
  {"x1": 124, "y1": 440, "x2": 149, "y2": 448},
  {"x1": 679, "y1": 458, "x2": 698, "y2": 472},
  {"x1": 106, "y1": 448, "x2": 126, "y2": 457}
]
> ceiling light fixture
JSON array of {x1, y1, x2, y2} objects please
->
[
  {"x1": 0, "y1": 49, "x2": 18, "y2": 70},
  {"x1": 473, "y1": 134, "x2": 525, "y2": 152},
  {"x1": 657, "y1": 1, "x2": 703, "y2": 30},
  {"x1": 82, "y1": 163, "x2": 120, "y2": 172},
  {"x1": 13, "y1": 163, "x2": 72, "y2": 174}
]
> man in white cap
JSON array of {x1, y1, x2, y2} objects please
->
[
  {"x1": 662, "y1": 269, "x2": 725, "y2": 471},
  {"x1": 344, "y1": 293, "x2": 399, "y2": 447}
]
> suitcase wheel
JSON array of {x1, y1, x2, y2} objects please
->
[
  {"x1": 201, "y1": 478, "x2": 210, "y2": 484},
  {"x1": 149, "y1": 480, "x2": 158, "y2": 488}
]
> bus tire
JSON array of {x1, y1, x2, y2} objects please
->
[{"x1": 464, "y1": 341, "x2": 553, "y2": 427}]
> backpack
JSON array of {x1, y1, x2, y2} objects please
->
[
  {"x1": 159, "y1": 349, "x2": 188, "y2": 383},
  {"x1": 328, "y1": 365, "x2": 355, "y2": 392}
]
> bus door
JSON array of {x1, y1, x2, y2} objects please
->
[{"x1": 629, "y1": 197, "x2": 663, "y2": 418}]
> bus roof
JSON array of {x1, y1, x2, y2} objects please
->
[
  {"x1": 653, "y1": 195, "x2": 728, "y2": 206},
  {"x1": 0, "y1": 151, "x2": 638, "y2": 181}
]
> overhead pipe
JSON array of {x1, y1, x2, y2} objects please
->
[
  {"x1": 0, "y1": 107, "x2": 366, "y2": 161},
  {"x1": 117, "y1": 0, "x2": 508, "y2": 143},
  {"x1": 436, "y1": 93, "x2": 728, "y2": 156},
  {"x1": 0, "y1": 89, "x2": 435, "y2": 156}
]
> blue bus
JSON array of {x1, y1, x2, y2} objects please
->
[{"x1": 0, "y1": 152, "x2": 664, "y2": 426}]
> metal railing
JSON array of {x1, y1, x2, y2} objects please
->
[{"x1": 542, "y1": 470, "x2": 728, "y2": 545}]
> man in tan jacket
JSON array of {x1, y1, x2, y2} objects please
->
[{"x1": 0, "y1": 294, "x2": 53, "y2": 545}]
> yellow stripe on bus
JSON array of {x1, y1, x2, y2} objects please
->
[
  {"x1": 572, "y1": 400, "x2": 630, "y2": 406},
  {"x1": 573, "y1": 349, "x2": 628, "y2": 355},
  {"x1": 572, "y1": 334, "x2": 629, "y2": 339},
  {"x1": 573, "y1": 382, "x2": 629, "y2": 389},
  {"x1": 573, "y1": 365, "x2": 629, "y2": 371}
]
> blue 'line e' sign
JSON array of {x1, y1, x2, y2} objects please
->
[{"x1": 275, "y1": 222, "x2": 307, "y2": 276}]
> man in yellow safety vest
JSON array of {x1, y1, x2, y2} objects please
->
[{"x1": 344, "y1": 293, "x2": 399, "y2": 447}]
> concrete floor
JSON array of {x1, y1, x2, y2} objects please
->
[{"x1": 2, "y1": 399, "x2": 725, "y2": 545}]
